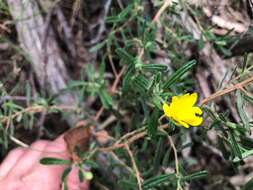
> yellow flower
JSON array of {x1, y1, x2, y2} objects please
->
[{"x1": 163, "y1": 93, "x2": 203, "y2": 128}]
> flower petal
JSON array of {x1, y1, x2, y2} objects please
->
[
  {"x1": 171, "y1": 96, "x2": 179, "y2": 103},
  {"x1": 187, "y1": 116, "x2": 203, "y2": 126},
  {"x1": 162, "y1": 103, "x2": 171, "y2": 117},
  {"x1": 180, "y1": 93, "x2": 198, "y2": 106},
  {"x1": 192, "y1": 106, "x2": 202, "y2": 115},
  {"x1": 177, "y1": 120, "x2": 190, "y2": 128}
]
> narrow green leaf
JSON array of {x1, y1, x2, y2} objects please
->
[
  {"x1": 183, "y1": 170, "x2": 208, "y2": 181},
  {"x1": 25, "y1": 81, "x2": 31, "y2": 105},
  {"x1": 78, "y1": 169, "x2": 85, "y2": 182},
  {"x1": 163, "y1": 60, "x2": 196, "y2": 89},
  {"x1": 142, "y1": 174, "x2": 175, "y2": 189},
  {"x1": 153, "y1": 137, "x2": 164, "y2": 171},
  {"x1": 62, "y1": 180, "x2": 68, "y2": 190},
  {"x1": 147, "y1": 109, "x2": 159, "y2": 137},
  {"x1": 115, "y1": 48, "x2": 134, "y2": 64},
  {"x1": 236, "y1": 90, "x2": 250, "y2": 129},
  {"x1": 152, "y1": 96, "x2": 162, "y2": 109},
  {"x1": 244, "y1": 93, "x2": 253, "y2": 105},
  {"x1": 99, "y1": 62, "x2": 106, "y2": 80},
  {"x1": 241, "y1": 136, "x2": 253, "y2": 149},
  {"x1": 84, "y1": 160, "x2": 99, "y2": 168},
  {"x1": 122, "y1": 64, "x2": 135, "y2": 91},
  {"x1": 132, "y1": 75, "x2": 150, "y2": 92},
  {"x1": 218, "y1": 137, "x2": 230, "y2": 160},
  {"x1": 87, "y1": 64, "x2": 95, "y2": 81},
  {"x1": 198, "y1": 34, "x2": 205, "y2": 50},
  {"x1": 89, "y1": 40, "x2": 107, "y2": 52},
  {"x1": 233, "y1": 149, "x2": 253, "y2": 162},
  {"x1": 68, "y1": 80, "x2": 86, "y2": 88},
  {"x1": 229, "y1": 132, "x2": 242, "y2": 159},
  {"x1": 40, "y1": 157, "x2": 71, "y2": 165},
  {"x1": 140, "y1": 64, "x2": 167, "y2": 72},
  {"x1": 99, "y1": 89, "x2": 113, "y2": 109},
  {"x1": 61, "y1": 167, "x2": 72, "y2": 181},
  {"x1": 106, "y1": 4, "x2": 133, "y2": 23}
]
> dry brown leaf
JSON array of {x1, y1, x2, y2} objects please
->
[{"x1": 64, "y1": 120, "x2": 91, "y2": 162}]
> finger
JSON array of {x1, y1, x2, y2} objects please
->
[
  {"x1": 67, "y1": 167, "x2": 89, "y2": 190},
  {"x1": 24, "y1": 135, "x2": 69, "y2": 179},
  {"x1": 0, "y1": 147, "x2": 25, "y2": 178},
  {"x1": 19, "y1": 136, "x2": 70, "y2": 190},
  {"x1": 0, "y1": 178, "x2": 23, "y2": 190},
  {"x1": 40, "y1": 135, "x2": 69, "y2": 159},
  {"x1": 11, "y1": 140, "x2": 49, "y2": 176}
]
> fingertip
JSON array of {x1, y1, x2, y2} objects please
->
[
  {"x1": 47, "y1": 135, "x2": 68, "y2": 154},
  {"x1": 30, "y1": 140, "x2": 49, "y2": 149},
  {"x1": 54, "y1": 135, "x2": 66, "y2": 145}
]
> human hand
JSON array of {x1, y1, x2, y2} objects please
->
[{"x1": 0, "y1": 136, "x2": 89, "y2": 190}]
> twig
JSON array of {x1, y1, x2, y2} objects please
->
[
  {"x1": 111, "y1": 66, "x2": 126, "y2": 93},
  {"x1": 9, "y1": 135, "x2": 67, "y2": 156},
  {"x1": 125, "y1": 144, "x2": 143, "y2": 190},
  {"x1": 167, "y1": 135, "x2": 179, "y2": 175},
  {"x1": 99, "y1": 124, "x2": 169, "y2": 152},
  {"x1": 115, "y1": 126, "x2": 146, "y2": 145},
  {"x1": 108, "y1": 48, "x2": 118, "y2": 77},
  {"x1": 0, "y1": 22, "x2": 11, "y2": 33},
  {"x1": 201, "y1": 75, "x2": 253, "y2": 105},
  {"x1": 99, "y1": 115, "x2": 117, "y2": 129},
  {"x1": 94, "y1": 107, "x2": 104, "y2": 121},
  {"x1": 161, "y1": 129, "x2": 182, "y2": 190},
  {"x1": 152, "y1": 0, "x2": 172, "y2": 23},
  {"x1": 9, "y1": 136, "x2": 29, "y2": 148},
  {"x1": 1, "y1": 105, "x2": 77, "y2": 126},
  {"x1": 0, "y1": 95, "x2": 36, "y2": 104}
]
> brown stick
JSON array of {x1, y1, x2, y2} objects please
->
[{"x1": 201, "y1": 75, "x2": 253, "y2": 105}]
